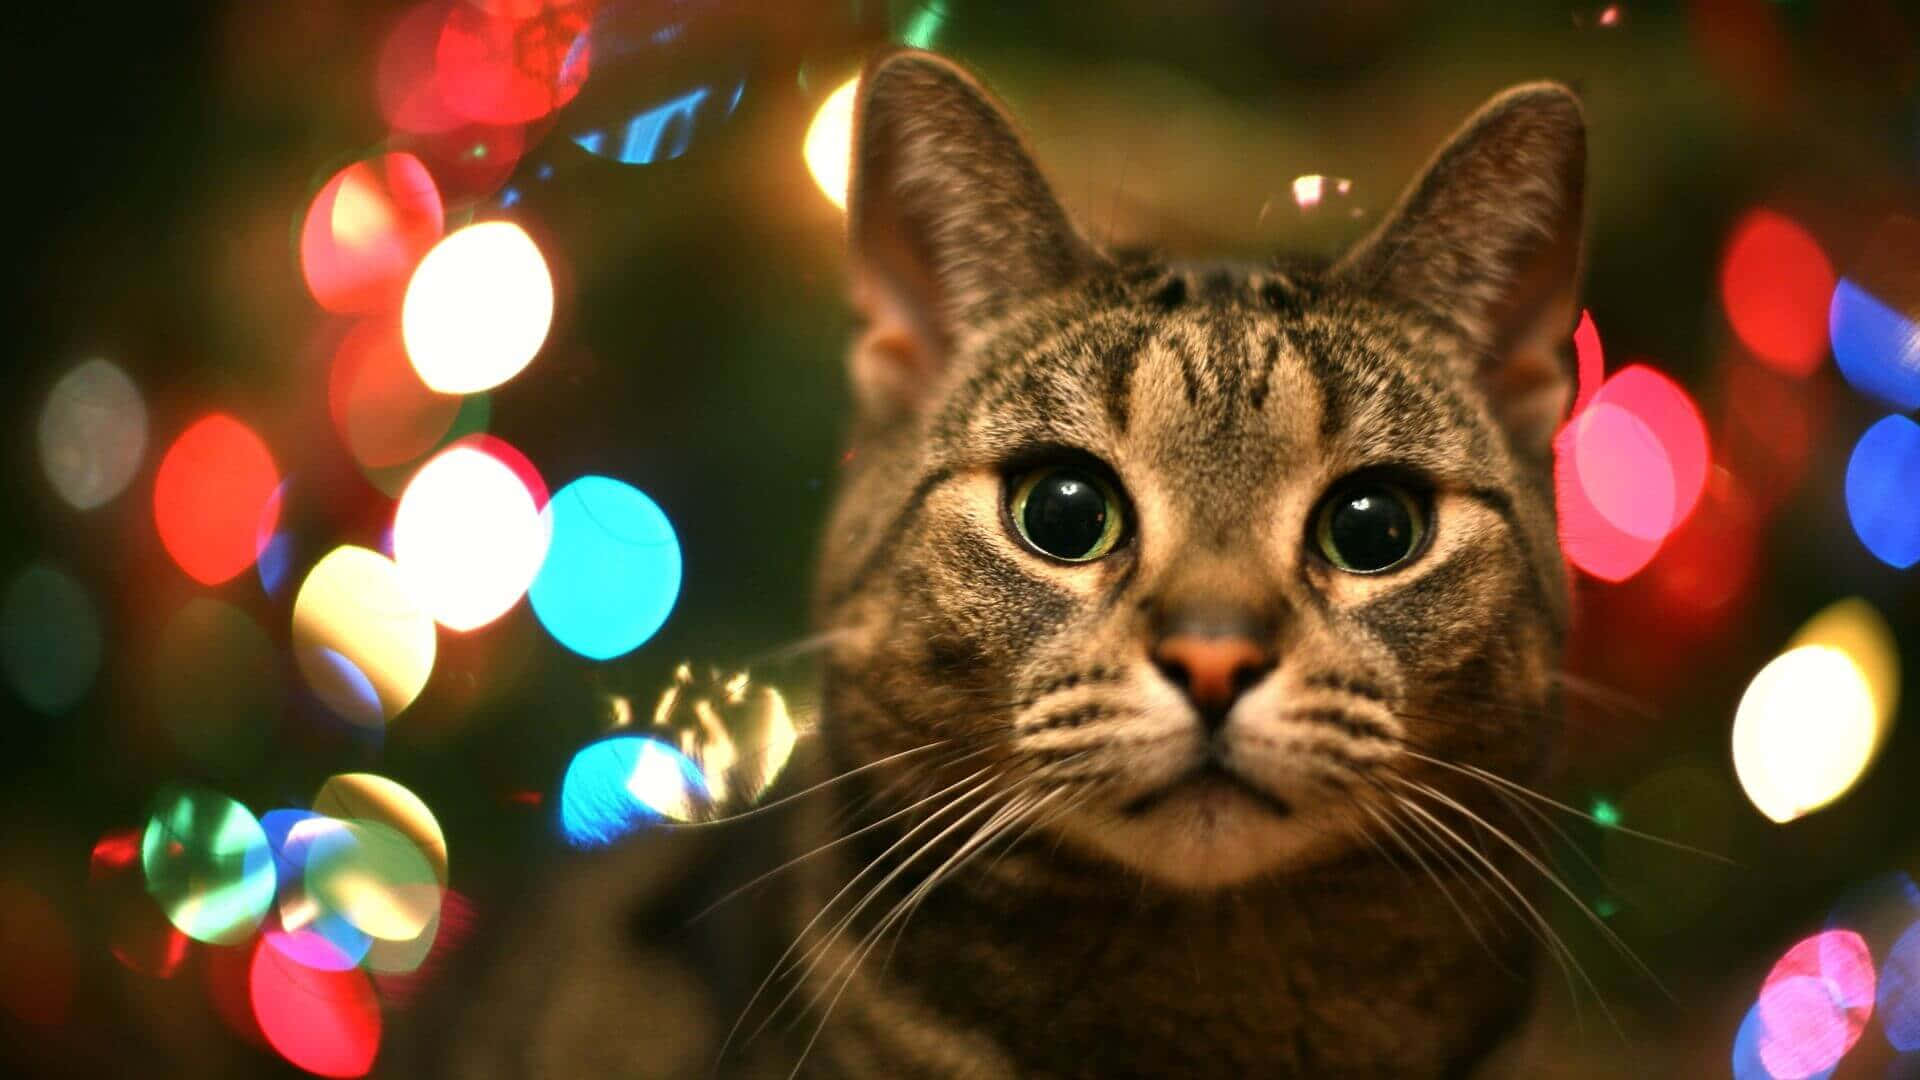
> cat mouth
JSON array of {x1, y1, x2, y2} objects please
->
[{"x1": 1119, "y1": 759, "x2": 1293, "y2": 819}]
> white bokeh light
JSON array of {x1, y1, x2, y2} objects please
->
[
  {"x1": 393, "y1": 444, "x2": 549, "y2": 632},
  {"x1": 401, "y1": 221, "x2": 554, "y2": 394},
  {"x1": 1732, "y1": 645, "x2": 1879, "y2": 824}
]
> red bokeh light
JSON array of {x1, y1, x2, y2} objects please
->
[
  {"x1": 89, "y1": 828, "x2": 191, "y2": 978},
  {"x1": 379, "y1": 3, "x2": 465, "y2": 135},
  {"x1": 153, "y1": 415, "x2": 281, "y2": 586},
  {"x1": 329, "y1": 319, "x2": 463, "y2": 471},
  {"x1": 1719, "y1": 209, "x2": 1835, "y2": 377},
  {"x1": 202, "y1": 943, "x2": 268, "y2": 1049},
  {"x1": 1718, "y1": 358, "x2": 1824, "y2": 511},
  {"x1": 249, "y1": 939, "x2": 382, "y2": 1078},
  {"x1": 434, "y1": 1, "x2": 591, "y2": 127},
  {"x1": 1571, "y1": 308, "x2": 1604, "y2": 415},
  {"x1": 301, "y1": 153, "x2": 445, "y2": 314},
  {"x1": 1647, "y1": 466, "x2": 1761, "y2": 624}
]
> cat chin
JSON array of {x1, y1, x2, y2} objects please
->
[{"x1": 1056, "y1": 795, "x2": 1351, "y2": 891}]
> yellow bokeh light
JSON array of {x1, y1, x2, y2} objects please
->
[
  {"x1": 1789, "y1": 597, "x2": 1900, "y2": 737},
  {"x1": 1733, "y1": 645, "x2": 1879, "y2": 824},
  {"x1": 803, "y1": 76, "x2": 860, "y2": 211},
  {"x1": 393, "y1": 445, "x2": 549, "y2": 632},
  {"x1": 292, "y1": 546, "x2": 437, "y2": 727},
  {"x1": 401, "y1": 221, "x2": 553, "y2": 394},
  {"x1": 312, "y1": 772, "x2": 448, "y2": 889}
]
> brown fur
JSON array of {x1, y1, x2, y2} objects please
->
[{"x1": 395, "y1": 50, "x2": 1587, "y2": 1079}]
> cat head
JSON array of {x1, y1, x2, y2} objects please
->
[{"x1": 816, "y1": 51, "x2": 1583, "y2": 890}]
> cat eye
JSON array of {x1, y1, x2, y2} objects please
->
[
  {"x1": 1007, "y1": 465, "x2": 1126, "y2": 563},
  {"x1": 1312, "y1": 480, "x2": 1428, "y2": 574}
]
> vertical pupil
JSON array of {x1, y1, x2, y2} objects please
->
[
  {"x1": 1331, "y1": 491, "x2": 1414, "y2": 570},
  {"x1": 1024, "y1": 472, "x2": 1108, "y2": 558}
]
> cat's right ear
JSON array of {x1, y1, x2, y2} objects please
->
[{"x1": 847, "y1": 50, "x2": 1104, "y2": 421}]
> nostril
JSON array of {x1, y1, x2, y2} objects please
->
[
  {"x1": 1152, "y1": 635, "x2": 1274, "y2": 719},
  {"x1": 1154, "y1": 655, "x2": 1191, "y2": 694}
]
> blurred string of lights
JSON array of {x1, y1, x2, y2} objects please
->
[{"x1": 3, "y1": 0, "x2": 865, "y2": 1071}]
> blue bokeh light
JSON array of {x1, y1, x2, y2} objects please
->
[
  {"x1": 1831, "y1": 278, "x2": 1920, "y2": 410},
  {"x1": 558, "y1": 735, "x2": 708, "y2": 849},
  {"x1": 1883, "y1": 923, "x2": 1920, "y2": 1052},
  {"x1": 1846, "y1": 415, "x2": 1920, "y2": 569},
  {"x1": 529, "y1": 476, "x2": 681, "y2": 660},
  {"x1": 258, "y1": 808, "x2": 372, "y2": 971}
]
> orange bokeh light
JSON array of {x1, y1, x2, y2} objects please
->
[
  {"x1": 153, "y1": 414, "x2": 281, "y2": 586},
  {"x1": 328, "y1": 318, "x2": 462, "y2": 471}
]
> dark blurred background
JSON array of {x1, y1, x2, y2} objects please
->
[{"x1": 2, "y1": 1, "x2": 1918, "y2": 1075}]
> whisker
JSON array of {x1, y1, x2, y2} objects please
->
[
  {"x1": 1388, "y1": 787, "x2": 1614, "y2": 1036},
  {"x1": 1394, "y1": 744, "x2": 1736, "y2": 865},
  {"x1": 659, "y1": 739, "x2": 955, "y2": 831},
  {"x1": 716, "y1": 766, "x2": 999, "y2": 1066},
  {"x1": 1395, "y1": 777, "x2": 1671, "y2": 1002}
]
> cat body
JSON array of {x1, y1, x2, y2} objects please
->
[{"x1": 400, "y1": 50, "x2": 1588, "y2": 1078}]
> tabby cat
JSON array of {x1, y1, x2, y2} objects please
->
[{"x1": 403, "y1": 49, "x2": 1588, "y2": 1078}]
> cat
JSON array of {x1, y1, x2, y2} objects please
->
[{"x1": 397, "y1": 48, "x2": 1587, "y2": 1078}]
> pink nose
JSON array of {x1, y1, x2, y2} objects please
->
[{"x1": 1153, "y1": 635, "x2": 1273, "y2": 718}]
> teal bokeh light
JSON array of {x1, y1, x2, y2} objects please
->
[{"x1": 529, "y1": 476, "x2": 681, "y2": 660}]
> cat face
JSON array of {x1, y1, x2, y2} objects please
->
[{"x1": 817, "y1": 52, "x2": 1583, "y2": 890}]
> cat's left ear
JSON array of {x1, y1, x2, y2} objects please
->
[
  {"x1": 1335, "y1": 83, "x2": 1587, "y2": 458},
  {"x1": 847, "y1": 50, "x2": 1105, "y2": 420}
]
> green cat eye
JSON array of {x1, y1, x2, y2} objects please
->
[
  {"x1": 1008, "y1": 466, "x2": 1125, "y2": 563},
  {"x1": 1313, "y1": 481, "x2": 1427, "y2": 574}
]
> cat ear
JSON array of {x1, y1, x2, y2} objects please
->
[
  {"x1": 847, "y1": 50, "x2": 1104, "y2": 420},
  {"x1": 1335, "y1": 83, "x2": 1587, "y2": 458}
]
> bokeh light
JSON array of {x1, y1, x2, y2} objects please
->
[
  {"x1": 151, "y1": 597, "x2": 276, "y2": 774},
  {"x1": 1830, "y1": 279, "x2": 1920, "y2": 410},
  {"x1": 650, "y1": 664, "x2": 799, "y2": 811},
  {"x1": 1, "y1": 562, "x2": 101, "y2": 714},
  {"x1": 261, "y1": 811, "x2": 373, "y2": 972},
  {"x1": 803, "y1": 76, "x2": 859, "y2": 211},
  {"x1": 378, "y1": 2, "x2": 464, "y2": 135},
  {"x1": 1845, "y1": 414, "x2": 1920, "y2": 569},
  {"x1": 328, "y1": 318, "x2": 463, "y2": 472},
  {"x1": 153, "y1": 414, "x2": 281, "y2": 586},
  {"x1": 1554, "y1": 362, "x2": 1707, "y2": 582},
  {"x1": 249, "y1": 938, "x2": 382, "y2": 1078},
  {"x1": 90, "y1": 829, "x2": 191, "y2": 978},
  {"x1": 1757, "y1": 930, "x2": 1875, "y2": 1078},
  {"x1": 1789, "y1": 598, "x2": 1900, "y2": 737},
  {"x1": 1881, "y1": 921, "x2": 1920, "y2": 1052},
  {"x1": 301, "y1": 153, "x2": 444, "y2": 314},
  {"x1": 529, "y1": 476, "x2": 681, "y2": 660},
  {"x1": 1720, "y1": 209, "x2": 1835, "y2": 377},
  {"x1": 433, "y1": 0, "x2": 590, "y2": 127},
  {"x1": 37, "y1": 357, "x2": 147, "y2": 510},
  {"x1": 401, "y1": 221, "x2": 554, "y2": 394},
  {"x1": 293, "y1": 546, "x2": 437, "y2": 728},
  {"x1": 393, "y1": 442, "x2": 550, "y2": 631},
  {"x1": 573, "y1": 79, "x2": 745, "y2": 165},
  {"x1": 301, "y1": 817, "x2": 442, "y2": 944},
  {"x1": 559, "y1": 735, "x2": 710, "y2": 847},
  {"x1": 311, "y1": 773, "x2": 448, "y2": 891},
  {"x1": 141, "y1": 787, "x2": 276, "y2": 945},
  {"x1": 1733, "y1": 645, "x2": 1879, "y2": 824}
]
